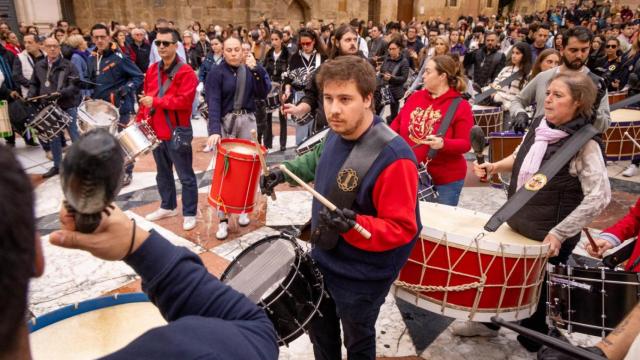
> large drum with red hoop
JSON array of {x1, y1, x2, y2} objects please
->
[
  {"x1": 604, "y1": 109, "x2": 640, "y2": 161},
  {"x1": 395, "y1": 202, "x2": 549, "y2": 322},
  {"x1": 208, "y1": 139, "x2": 266, "y2": 214}
]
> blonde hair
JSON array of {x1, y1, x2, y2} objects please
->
[
  {"x1": 548, "y1": 72, "x2": 597, "y2": 120},
  {"x1": 65, "y1": 34, "x2": 85, "y2": 49},
  {"x1": 431, "y1": 55, "x2": 467, "y2": 93}
]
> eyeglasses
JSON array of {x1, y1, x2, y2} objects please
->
[
  {"x1": 606, "y1": 44, "x2": 618, "y2": 48},
  {"x1": 300, "y1": 41, "x2": 314, "y2": 47},
  {"x1": 154, "y1": 40, "x2": 176, "y2": 47}
]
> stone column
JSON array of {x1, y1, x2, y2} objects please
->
[{"x1": 14, "y1": 0, "x2": 63, "y2": 33}]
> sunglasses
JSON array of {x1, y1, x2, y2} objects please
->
[
  {"x1": 606, "y1": 44, "x2": 618, "y2": 48},
  {"x1": 300, "y1": 41, "x2": 314, "y2": 47},
  {"x1": 154, "y1": 40, "x2": 176, "y2": 47}
]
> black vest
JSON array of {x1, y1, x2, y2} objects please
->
[{"x1": 506, "y1": 116, "x2": 589, "y2": 241}]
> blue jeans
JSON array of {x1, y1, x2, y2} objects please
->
[
  {"x1": 152, "y1": 141, "x2": 198, "y2": 216},
  {"x1": 308, "y1": 279, "x2": 389, "y2": 360},
  {"x1": 431, "y1": 179, "x2": 464, "y2": 206},
  {"x1": 65, "y1": 107, "x2": 80, "y2": 142},
  {"x1": 48, "y1": 107, "x2": 80, "y2": 168}
]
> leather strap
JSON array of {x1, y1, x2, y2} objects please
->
[
  {"x1": 233, "y1": 64, "x2": 247, "y2": 111},
  {"x1": 327, "y1": 122, "x2": 398, "y2": 210},
  {"x1": 474, "y1": 70, "x2": 523, "y2": 104},
  {"x1": 427, "y1": 97, "x2": 461, "y2": 160},
  {"x1": 484, "y1": 123, "x2": 599, "y2": 232},
  {"x1": 157, "y1": 61, "x2": 184, "y2": 131}
]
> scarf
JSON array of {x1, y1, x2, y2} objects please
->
[{"x1": 517, "y1": 118, "x2": 569, "y2": 190}]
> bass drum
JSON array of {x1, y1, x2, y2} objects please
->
[{"x1": 221, "y1": 234, "x2": 325, "y2": 346}]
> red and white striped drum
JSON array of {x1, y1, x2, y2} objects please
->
[
  {"x1": 208, "y1": 138, "x2": 266, "y2": 214},
  {"x1": 472, "y1": 105, "x2": 503, "y2": 138},
  {"x1": 395, "y1": 202, "x2": 549, "y2": 322},
  {"x1": 604, "y1": 109, "x2": 640, "y2": 161}
]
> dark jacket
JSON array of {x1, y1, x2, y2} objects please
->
[
  {"x1": 12, "y1": 52, "x2": 44, "y2": 90},
  {"x1": 27, "y1": 56, "x2": 81, "y2": 109},
  {"x1": 87, "y1": 48, "x2": 144, "y2": 112},
  {"x1": 131, "y1": 41, "x2": 151, "y2": 73},
  {"x1": 284, "y1": 51, "x2": 326, "y2": 91},
  {"x1": 378, "y1": 54, "x2": 410, "y2": 100},
  {"x1": 463, "y1": 46, "x2": 506, "y2": 88},
  {"x1": 194, "y1": 40, "x2": 210, "y2": 67},
  {"x1": 262, "y1": 46, "x2": 289, "y2": 83},
  {"x1": 198, "y1": 53, "x2": 222, "y2": 83},
  {"x1": 184, "y1": 45, "x2": 199, "y2": 70}
]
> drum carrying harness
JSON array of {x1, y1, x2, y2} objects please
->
[
  {"x1": 484, "y1": 123, "x2": 599, "y2": 232},
  {"x1": 311, "y1": 122, "x2": 397, "y2": 249}
]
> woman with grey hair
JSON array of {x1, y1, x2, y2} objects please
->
[{"x1": 455, "y1": 72, "x2": 611, "y2": 353}]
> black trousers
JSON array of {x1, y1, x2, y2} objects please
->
[{"x1": 256, "y1": 103, "x2": 287, "y2": 149}]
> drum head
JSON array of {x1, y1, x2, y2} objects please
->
[
  {"x1": 220, "y1": 140, "x2": 261, "y2": 156},
  {"x1": 222, "y1": 236, "x2": 299, "y2": 303},
  {"x1": 79, "y1": 99, "x2": 119, "y2": 130},
  {"x1": 29, "y1": 293, "x2": 165, "y2": 360},
  {"x1": 611, "y1": 109, "x2": 640, "y2": 122}
]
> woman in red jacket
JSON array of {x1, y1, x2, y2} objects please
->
[
  {"x1": 587, "y1": 197, "x2": 640, "y2": 271},
  {"x1": 390, "y1": 55, "x2": 473, "y2": 206}
]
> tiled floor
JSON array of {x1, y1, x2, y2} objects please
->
[{"x1": 20, "y1": 113, "x2": 640, "y2": 359}]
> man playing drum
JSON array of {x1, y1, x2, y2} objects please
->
[
  {"x1": 261, "y1": 55, "x2": 421, "y2": 360},
  {"x1": 28, "y1": 37, "x2": 81, "y2": 178},
  {"x1": 204, "y1": 36, "x2": 271, "y2": 239},
  {"x1": 137, "y1": 28, "x2": 199, "y2": 232},
  {"x1": 0, "y1": 146, "x2": 279, "y2": 360}
]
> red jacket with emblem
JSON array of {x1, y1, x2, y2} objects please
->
[
  {"x1": 136, "y1": 60, "x2": 198, "y2": 141},
  {"x1": 600, "y1": 198, "x2": 640, "y2": 272},
  {"x1": 390, "y1": 88, "x2": 473, "y2": 185}
]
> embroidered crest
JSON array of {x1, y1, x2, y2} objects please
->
[
  {"x1": 408, "y1": 105, "x2": 442, "y2": 144},
  {"x1": 525, "y1": 173, "x2": 547, "y2": 191},
  {"x1": 609, "y1": 64, "x2": 617, "y2": 72},
  {"x1": 337, "y1": 168, "x2": 359, "y2": 192}
]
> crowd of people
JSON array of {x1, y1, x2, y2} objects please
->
[{"x1": 2, "y1": 0, "x2": 640, "y2": 359}]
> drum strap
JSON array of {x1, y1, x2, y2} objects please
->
[
  {"x1": 233, "y1": 64, "x2": 247, "y2": 111},
  {"x1": 474, "y1": 70, "x2": 522, "y2": 104},
  {"x1": 484, "y1": 124, "x2": 599, "y2": 232},
  {"x1": 427, "y1": 97, "x2": 461, "y2": 160},
  {"x1": 328, "y1": 122, "x2": 398, "y2": 210}
]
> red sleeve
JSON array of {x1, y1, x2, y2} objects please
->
[
  {"x1": 152, "y1": 67, "x2": 198, "y2": 111},
  {"x1": 342, "y1": 159, "x2": 419, "y2": 252},
  {"x1": 135, "y1": 67, "x2": 153, "y2": 122},
  {"x1": 439, "y1": 101, "x2": 473, "y2": 155},
  {"x1": 602, "y1": 198, "x2": 640, "y2": 242}
]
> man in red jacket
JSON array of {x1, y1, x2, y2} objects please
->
[
  {"x1": 137, "y1": 28, "x2": 199, "y2": 231},
  {"x1": 587, "y1": 197, "x2": 640, "y2": 271}
]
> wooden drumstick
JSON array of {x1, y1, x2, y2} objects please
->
[
  {"x1": 583, "y1": 228, "x2": 599, "y2": 252},
  {"x1": 278, "y1": 164, "x2": 372, "y2": 239},
  {"x1": 624, "y1": 131, "x2": 640, "y2": 151},
  {"x1": 251, "y1": 129, "x2": 277, "y2": 201}
]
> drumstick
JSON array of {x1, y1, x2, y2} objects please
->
[
  {"x1": 583, "y1": 228, "x2": 599, "y2": 252},
  {"x1": 624, "y1": 131, "x2": 640, "y2": 151},
  {"x1": 278, "y1": 164, "x2": 372, "y2": 239},
  {"x1": 251, "y1": 129, "x2": 277, "y2": 201}
]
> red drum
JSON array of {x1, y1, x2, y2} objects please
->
[
  {"x1": 395, "y1": 202, "x2": 549, "y2": 322},
  {"x1": 604, "y1": 109, "x2": 640, "y2": 161},
  {"x1": 208, "y1": 139, "x2": 266, "y2": 214},
  {"x1": 472, "y1": 105, "x2": 503, "y2": 138},
  {"x1": 488, "y1": 131, "x2": 523, "y2": 188},
  {"x1": 608, "y1": 90, "x2": 627, "y2": 106}
]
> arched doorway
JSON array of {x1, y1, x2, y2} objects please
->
[{"x1": 270, "y1": 0, "x2": 306, "y2": 27}]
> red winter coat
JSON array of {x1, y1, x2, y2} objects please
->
[
  {"x1": 601, "y1": 198, "x2": 640, "y2": 271},
  {"x1": 390, "y1": 88, "x2": 473, "y2": 185},
  {"x1": 136, "y1": 59, "x2": 198, "y2": 141}
]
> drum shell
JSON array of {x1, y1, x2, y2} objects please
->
[
  {"x1": 30, "y1": 104, "x2": 71, "y2": 142},
  {"x1": 604, "y1": 109, "x2": 640, "y2": 161},
  {"x1": 488, "y1": 131, "x2": 522, "y2": 187},
  {"x1": 608, "y1": 90, "x2": 627, "y2": 106},
  {"x1": 295, "y1": 128, "x2": 329, "y2": 156},
  {"x1": 0, "y1": 100, "x2": 12, "y2": 137},
  {"x1": 396, "y1": 202, "x2": 548, "y2": 322},
  {"x1": 473, "y1": 105, "x2": 503, "y2": 138},
  {"x1": 208, "y1": 138, "x2": 265, "y2": 214},
  {"x1": 548, "y1": 265, "x2": 640, "y2": 337}
]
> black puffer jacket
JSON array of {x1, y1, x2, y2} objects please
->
[
  {"x1": 378, "y1": 54, "x2": 410, "y2": 100},
  {"x1": 262, "y1": 46, "x2": 289, "y2": 83},
  {"x1": 27, "y1": 56, "x2": 81, "y2": 110},
  {"x1": 463, "y1": 46, "x2": 506, "y2": 88}
]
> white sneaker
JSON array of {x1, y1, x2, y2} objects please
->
[
  {"x1": 622, "y1": 164, "x2": 639, "y2": 177},
  {"x1": 216, "y1": 221, "x2": 228, "y2": 240},
  {"x1": 238, "y1": 213, "x2": 250, "y2": 227},
  {"x1": 145, "y1": 208, "x2": 178, "y2": 221},
  {"x1": 183, "y1": 216, "x2": 197, "y2": 231},
  {"x1": 451, "y1": 321, "x2": 499, "y2": 337}
]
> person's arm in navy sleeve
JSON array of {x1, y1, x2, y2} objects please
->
[
  {"x1": 205, "y1": 66, "x2": 223, "y2": 135},
  {"x1": 120, "y1": 56, "x2": 144, "y2": 93},
  {"x1": 250, "y1": 64, "x2": 271, "y2": 100}
]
